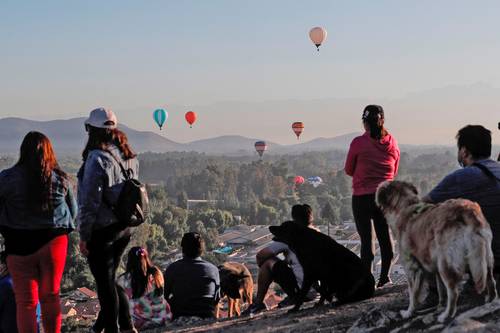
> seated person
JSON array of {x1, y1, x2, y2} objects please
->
[
  {"x1": 0, "y1": 251, "x2": 17, "y2": 333},
  {"x1": 164, "y1": 233, "x2": 220, "y2": 321},
  {"x1": 244, "y1": 204, "x2": 317, "y2": 315},
  {"x1": 118, "y1": 247, "x2": 172, "y2": 330},
  {"x1": 423, "y1": 125, "x2": 500, "y2": 285}
]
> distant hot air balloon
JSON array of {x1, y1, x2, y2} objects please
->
[
  {"x1": 294, "y1": 176, "x2": 305, "y2": 185},
  {"x1": 153, "y1": 109, "x2": 168, "y2": 130},
  {"x1": 307, "y1": 176, "x2": 323, "y2": 188},
  {"x1": 292, "y1": 122, "x2": 304, "y2": 139},
  {"x1": 255, "y1": 141, "x2": 267, "y2": 158},
  {"x1": 309, "y1": 27, "x2": 327, "y2": 51},
  {"x1": 185, "y1": 111, "x2": 197, "y2": 128}
]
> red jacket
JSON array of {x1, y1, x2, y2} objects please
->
[{"x1": 344, "y1": 132, "x2": 400, "y2": 196}]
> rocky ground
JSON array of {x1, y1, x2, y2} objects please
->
[
  {"x1": 153, "y1": 284, "x2": 500, "y2": 333},
  {"x1": 66, "y1": 283, "x2": 500, "y2": 332}
]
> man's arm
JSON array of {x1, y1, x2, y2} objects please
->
[
  {"x1": 163, "y1": 266, "x2": 173, "y2": 300},
  {"x1": 423, "y1": 172, "x2": 459, "y2": 204}
]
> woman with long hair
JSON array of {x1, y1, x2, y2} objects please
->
[
  {"x1": 118, "y1": 247, "x2": 171, "y2": 330},
  {"x1": 77, "y1": 108, "x2": 139, "y2": 333},
  {"x1": 0, "y1": 131, "x2": 77, "y2": 333},
  {"x1": 345, "y1": 105, "x2": 400, "y2": 288}
]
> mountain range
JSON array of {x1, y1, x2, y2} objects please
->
[{"x1": 0, "y1": 117, "x2": 363, "y2": 155}]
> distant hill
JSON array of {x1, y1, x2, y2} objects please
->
[
  {"x1": 0, "y1": 117, "x2": 183, "y2": 154},
  {"x1": 0, "y1": 117, "x2": 467, "y2": 156},
  {"x1": 187, "y1": 135, "x2": 281, "y2": 155}
]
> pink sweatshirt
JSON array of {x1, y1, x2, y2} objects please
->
[{"x1": 344, "y1": 132, "x2": 400, "y2": 196}]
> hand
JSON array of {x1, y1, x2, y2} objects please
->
[{"x1": 79, "y1": 241, "x2": 89, "y2": 257}]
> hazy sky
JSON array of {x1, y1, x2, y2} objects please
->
[{"x1": 1, "y1": 1, "x2": 500, "y2": 145}]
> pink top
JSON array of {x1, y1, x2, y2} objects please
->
[{"x1": 344, "y1": 132, "x2": 400, "y2": 196}]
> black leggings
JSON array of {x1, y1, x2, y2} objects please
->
[
  {"x1": 88, "y1": 234, "x2": 133, "y2": 333},
  {"x1": 352, "y1": 194, "x2": 394, "y2": 280}
]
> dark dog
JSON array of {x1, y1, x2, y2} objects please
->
[
  {"x1": 269, "y1": 222, "x2": 375, "y2": 312},
  {"x1": 217, "y1": 262, "x2": 253, "y2": 318}
]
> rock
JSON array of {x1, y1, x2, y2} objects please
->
[{"x1": 347, "y1": 308, "x2": 392, "y2": 333}]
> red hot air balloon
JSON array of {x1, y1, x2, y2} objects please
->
[
  {"x1": 254, "y1": 141, "x2": 267, "y2": 158},
  {"x1": 185, "y1": 111, "x2": 197, "y2": 128},
  {"x1": 294, "y1": 176, "x2": 305, "y2": 185},
  {"x1": 292, "y1": 122, "x2": 304, "y2": 139}
]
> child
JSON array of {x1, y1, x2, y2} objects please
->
[{"x1": 118, "y1": 247, "x2": 172, "y2": 330}]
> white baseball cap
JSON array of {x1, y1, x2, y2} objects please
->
[{"x1": 85, "y1": 108, "x2": 118, "y2": 129}]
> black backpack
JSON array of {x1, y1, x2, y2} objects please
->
[{"x1": 107, "y1": 151, "x2": 150, "y2": 227}]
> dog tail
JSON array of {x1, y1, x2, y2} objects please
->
[{"x1": 468, "y1": 222, "x2": 494, "y2": 294}]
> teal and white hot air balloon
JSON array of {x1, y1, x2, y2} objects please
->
[{"x1": 153, "y1": 109, "x2": 168, "y2": 130}]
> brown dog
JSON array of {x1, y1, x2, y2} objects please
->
[
  {"x1": 376, "y1": 181, "x2": 497, "y2": 322},
  {"x1": 216, "y1": 262, "x2": 253, "y2": 318}
]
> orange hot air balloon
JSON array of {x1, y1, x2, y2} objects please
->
[
  {"x1": 309, "y1": 27, "x2": 327, "y2": 51},
  {"x1": 292, "y1": 122, "x2": 304, "y2": 139},
  {"x1": 185, "y1": 111, "x2": 197, "y2": 128}
]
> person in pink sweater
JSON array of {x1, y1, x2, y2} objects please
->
[{"x1": 344, "y1": 105, "x2": 400, "y2": 288}]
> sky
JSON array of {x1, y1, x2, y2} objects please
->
[{"x1": 1, "y1": 0, "x2": 500, "y2": 145}]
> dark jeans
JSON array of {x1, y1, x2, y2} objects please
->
[
  {"x1": 352, "y1": 194, "x2": 394, "y2": 281},
  {"x1": 271, "y1": 260, "x2": 300, "y2": 298},
  {"x1": 87, "y1": 233, "x2": 132, "y2": 333}
]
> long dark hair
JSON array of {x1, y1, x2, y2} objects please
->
[
  {"x1": 362, "y1": 105, "x2": 388, "y2": 140},
  {"x1": 16, "y1": 131, "x2": 67, "y2": 213},
  {"x1": 82, "y1": 126, "x2": 136, "y2": 162},
  {"x1": 126, "y1": 247, "x2": 164, "y2": 299}
]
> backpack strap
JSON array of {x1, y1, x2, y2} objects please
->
[
  {"x1": 472, "y1": 162, "x2": 500, "y2": 182},
  {"x1": 105, "y1": 149, "x2": 133, "y2": 180}
]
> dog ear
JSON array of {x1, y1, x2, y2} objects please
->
[
  {"x1": 409, "y1": 183, "x2": 419, "y2": 195},
  {"x1": 376, "y1": 181, "x2": 390, "y2": 208}
]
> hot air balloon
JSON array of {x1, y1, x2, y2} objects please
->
[
  {"x1": 153, "y1": 109, "x2": 168, "y2": 130},
  {"x1": 185, "y1": 111, "x2": 197, "y2": 128},
  {"x1": 309, "y1": 27, "x2": 327, "y2": 51},
  {"x1": 307, "y1": 176, "x2": 323, "y2": 188},
  {"x1": 294, "y1": 176, "x2": 305, "y2": 185},
  {"x1": 255, "y1": 141, "x2": 267, "y2": 158},
  {"x1": 292, "y1": 122, "x2": 304, "y2": 139}
]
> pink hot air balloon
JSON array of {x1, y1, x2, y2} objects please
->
[
  {"x1": 309, "y1": 27, "x2": 327, "y2": 51},
  {"x1": 294, "y1": 176, "x2": 305, "y2": 185}
]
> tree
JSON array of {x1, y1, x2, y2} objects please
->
[{"x1": 321, "y1": 201, "x2": 340, "y2": 225}]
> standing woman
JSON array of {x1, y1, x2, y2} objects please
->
[
  {"x1": 344, "y1": 105, "x2": 400, "y2": 288},
  {"x1": 78, "y1": 108, "x2": 139, "y2": 333},
  {"x1": 0, "y1": 132, "x2": 77, "y2": 333}
]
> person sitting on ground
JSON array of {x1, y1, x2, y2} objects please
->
[
  {"x1": 244, "y1": 204, "x2": 317, "y2": 315},
  {"x1": 118, "y1": 247, "x2": 172, "y2": 330},
  {"x1": 164, "y1": 232, "x2": 220, "y2": 322},
  {"x1": 0, "y1": 251, "x2": 17, "y2": 333},
  {"x1": 423, "y1": 125, "x2": 500, "y2": 287}
]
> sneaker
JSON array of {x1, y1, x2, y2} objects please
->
[
  {"x1": 278, "y1": 296, "x2": 295, "y2": 308},
  {"x1": 377, "y1": 277, "x2": 393, "y2": 288},
  {"x1": 242, "y1": 302, "x2": 268, "y2": 316}
]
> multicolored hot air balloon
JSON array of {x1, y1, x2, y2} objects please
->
[
  {"x1": 153, "y1": 109, "x2": 168, "y2": 130},
  {"x1": 292, "y1": 122, "x2": 304, "y2": 139},
  {"x1": 185, "y1": 111, "x2": 197, "y2": 128},
  {"x1": 255, "y1": 141, "x2": 267, "y2": 158},
  {"x1": 294, "y1": 176, "x2": 305, "y2": 185},
  {"x1": 307, "y1": 176, "x2": 323, "y2": 188},
  {"x1": 309, "y1": 27, "x2": 327, "y2": 51}
]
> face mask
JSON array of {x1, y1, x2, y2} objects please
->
[{"x1": 457, "y1": 148, "x2": 466, "y2": 168}]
